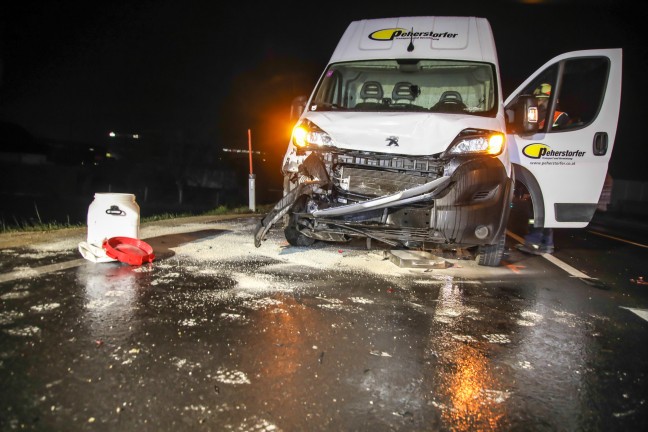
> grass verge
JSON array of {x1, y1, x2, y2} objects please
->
[{"x1": 1, "y1": 204, "x2": 273, "y2": 234}]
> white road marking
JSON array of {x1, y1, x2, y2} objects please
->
[
  {"x1": 541, "y1": 253, "x2": 591, "y2": 278},
  {"x1": 621, "y1": 307, "x2": 648, "y2": 322},
  {"x1": 506, "y1": 230, "x2": 591, "y2": 279}
]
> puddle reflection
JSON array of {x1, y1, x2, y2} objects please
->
[
  {"x1": 77, "y1": 263, "x2": 153, "y2": 336},
  {"x1": 249, "y1": 296, "x2": 306, "y2": 379},
  {"x1": 440, "y1": 343, "x2": 507, "y2": 431},
  {"x1": 432, "y1": 276, "x2": 508, "y2": 430}
]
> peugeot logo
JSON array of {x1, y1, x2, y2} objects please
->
[{"x1": 386, "y1": 136, "x2": 399, "y2": 147}]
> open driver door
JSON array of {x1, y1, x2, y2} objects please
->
[{"x1": 505, "y1": 48, "x2": 622, "y2": 228}]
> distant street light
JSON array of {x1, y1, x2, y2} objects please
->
[{"x1": 108, "y1": 131, "x2": 140, "y2": 139}]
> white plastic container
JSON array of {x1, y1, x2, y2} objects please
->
[{"x1": 87, "y1": 193, "x2": 140, "y2": 247}]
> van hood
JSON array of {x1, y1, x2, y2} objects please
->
[{"x1": 304, "y1": 111, "x2": 502, "y2": 155}]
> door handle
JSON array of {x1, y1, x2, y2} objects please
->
[{"x1": 593, "y1": 132, "x2": 608, "y2": 156}]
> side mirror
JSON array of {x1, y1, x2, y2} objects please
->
[
  {"x1": 290, "y1": 96, "x2": 308, "y2": 123},
  {"x1": 506, "y1": 95, "x2": 539, "y2": 135}
]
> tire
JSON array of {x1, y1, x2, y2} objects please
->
[
  {"x1": 284, "y1": 195, "x2": 316, "y2": 247},
  {"x1": 476, "y1": 233, "x2": 506, "y2": 267}
]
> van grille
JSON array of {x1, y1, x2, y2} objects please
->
[
  {"x1": 339, "y1": 167, "x2": 428, "y2": 196},
  {"x1": 332, "y1": 152, "x2": 443, "y2": 173},
  {"x1": 322, "y1": 150, "x2": 444, "y2": 197}
]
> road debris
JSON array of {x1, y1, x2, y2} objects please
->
[{"x1": 388, "y1": 250, "x2": 448, "y2": 269}]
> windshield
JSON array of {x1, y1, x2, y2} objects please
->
[{"x1": 310, "y1": 59, "x2": 498, "y2": 116}]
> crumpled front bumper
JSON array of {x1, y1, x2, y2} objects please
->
[
  {"x1": 312, "y1": 175, "x2": 451, "y2": 217},
  {"x1": 255, "y1": 156, "x2": 512, "y2": 248}
]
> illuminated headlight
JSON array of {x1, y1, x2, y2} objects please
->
[
  {"x1": 292, "y1": 120, "x2": 334, "y2": 148},
  {"x1": 446, "y1": 130, "x2": 505, "y2": 156}
]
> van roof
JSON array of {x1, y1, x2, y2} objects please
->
[{"x1": 329, "y1": 16, "x2": 499, "y2": 65}]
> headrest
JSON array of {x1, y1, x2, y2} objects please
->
[
  {"x1": 360, "y1": 81, "x2": 383, "y2": 100},
  {"x1": 392, "y1": 82, "x2": 416, "y2": 101}
]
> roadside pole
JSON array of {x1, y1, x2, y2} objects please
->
[{"x1": 248, "y1": 128, "x2": 256, "y2": 212}]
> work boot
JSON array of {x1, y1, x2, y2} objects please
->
[{"x1": 516, "y1": 243, "x2": 553, "y2": 255}]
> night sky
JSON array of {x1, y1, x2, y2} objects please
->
[{"x1": 1, "y1": 0, "x2": 646, "y2": 181}]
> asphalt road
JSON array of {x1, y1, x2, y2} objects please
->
[{"x1": 1, "y1": 214, "x2": 647, "y2": 431}]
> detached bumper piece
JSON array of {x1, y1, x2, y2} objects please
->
[{"x1": 254, "y1": 183, "x2": 317, "y2": 247}]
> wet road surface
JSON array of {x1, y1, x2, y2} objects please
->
[{"x1": 1, "y1": 215, "x2": 647, "y2": 431}]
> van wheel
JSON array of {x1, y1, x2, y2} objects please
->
[
  {"x1": 284, "y1": 196, "x2": 316, "y2": 247},
  {"x1": 476, "y1": 233, "x2": 506, "y2": 267}
]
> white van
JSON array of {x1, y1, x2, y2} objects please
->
[{"x1": 254, "y1": 16, "x2": 622, "y2": 267}]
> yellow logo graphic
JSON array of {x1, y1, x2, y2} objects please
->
[
  {"x1": 369, "y1": 28, "x2": 408, "y2": 41},
  {"x1": 522, "y1": 143, "x2": 551, "y2": 159},
  {"x1": 369, "y1": 28, "x2": 459, "y2": 41}
]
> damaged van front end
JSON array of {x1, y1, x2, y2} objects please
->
[
  {"x1": 253, "y1": 17, "x2": 516, "y2": 266},
  {"x1": 254, "y1": 110, "x2": 513, "y2": 267}
]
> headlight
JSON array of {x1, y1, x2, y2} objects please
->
[
  {"x1": 445, "y1": 129, "x2": 505, "y2": 156},
  {"x1": 292, "y1": 120, "x2": 334, "y2": 148}
]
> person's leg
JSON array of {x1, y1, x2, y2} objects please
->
[
  {"x1": 518, "y1": 226, "x2": 552, "y2": 255},
  {"x1": 540, "y1": 228, "x2": 554, "y2": 253},
  {"x1": 524, "y1": 227, "x2": 544, "y2": 246}
]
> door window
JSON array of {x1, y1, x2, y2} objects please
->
[
  {"x1": 555, "y1": 57, "x2": 609, "y2": 130},
  {"x1": 515, "y1": 57, "x2": 610, "y2": 133}
]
